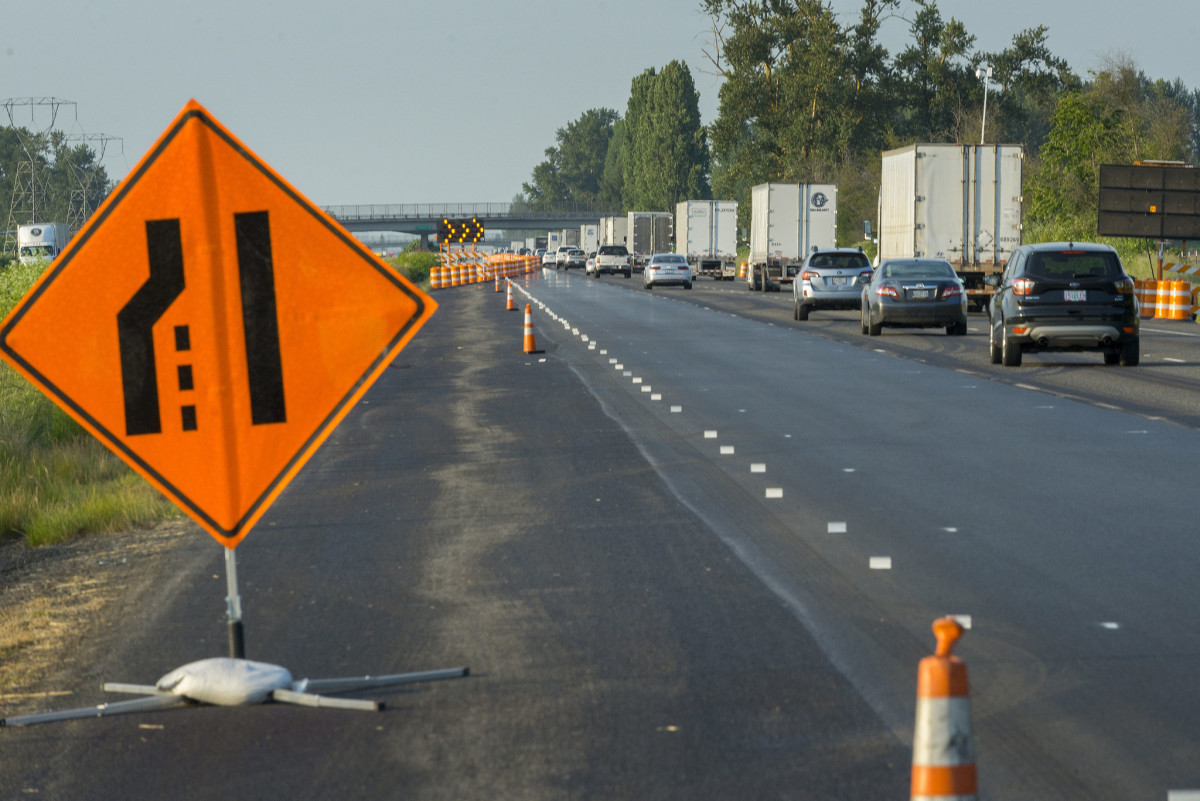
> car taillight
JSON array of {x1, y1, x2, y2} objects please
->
[
  {"x1": 1012, "y1": 277, "x2": 1036, "y2": 295},
  {"x1": 801, "y1": 270, "x2": 817, "y2": 281},
  {"x1": 942, "y1": 284, "x2": 962, "y2": 299},
  {"x1": 1115, "y1": 278, "x2": 1135, "y2": 295},
  {"x1": 875, "y1": 284, "x2": 899, "y2": 299},
  {"x1": 859, "y1": 271, "x2": 873, "y2": 282},
  {"x1": 649, "y1": 265, "x2": 660, "y2": 271}
]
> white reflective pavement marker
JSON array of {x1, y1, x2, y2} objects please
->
[
  {"x1": 670, "y1": 406, "x2": 682, "y2": 413},
  {"x1": 827, "y1": 522, "x2": 847, "y2": 534},
  {"x1": 750, "y1": 464, "x2": 765, "y2": 473},
  {"x1": 869, "y1": 557, "x2": 892, "y2": 569},
  {"x1": 765, "y1": 488, "x2": 783, "y2": 499},
  {"x1": 641, "y1": 386, "x2": 652, "y2": 393},
  {"x1": 720, "y1": 446, "x2": 735, "y2": 455},
  {"x1": 704, "y1": 431, "x2": 718, "y2": 439}
]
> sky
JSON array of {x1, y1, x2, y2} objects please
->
[{"x1": 5, "y1": 0, "x2": 1200, "y2": 209}]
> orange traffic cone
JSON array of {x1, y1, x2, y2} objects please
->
[
  {"x1": 495, "y1": 271, "x2": 501, "y2": 293},
  {"x1": 912, "y1": 617, "x2": 977, "y2": 800},
  {"x1": 523, "y1": 304, "x2": 543, "y2": 354},
  {"x1": 506, "y1": 280, "x2": 516, "y2": 311}
]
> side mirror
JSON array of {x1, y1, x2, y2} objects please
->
[{"x1": 984, "y1": 274, "x2": 1000, "y2": 287}]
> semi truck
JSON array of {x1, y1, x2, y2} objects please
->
[
  {"x1": 878, "y1": 143, "x2": 1023, "y2": 310},
  {"x1": 627, "y1": 211, "x2": 672, "y2": 271},
  {"x1": 560, "y1": 228, "x2": 581, "y2": 248},
  {"x1": 748, "y1": 183, "x2": 837, "y2": 291},
  {"x1": 601, "y1": 216, "x2": 628, "y2": 249},
  {"x1": 17, "y1": 222, "x2": 71, "y2": 265},
  {"x1": 675, "y1": 200, "x2": 738, "y2": 280},
  {"x1": 580, "y1": 223, "x2": 599, "y2": 255},
  {"x1": 546, "y1": 231, "x2": 563, "y2": 253}
]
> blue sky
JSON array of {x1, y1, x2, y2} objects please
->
[{"x1": 5, "y1": 1, "x2": 1197, "y2": 207}]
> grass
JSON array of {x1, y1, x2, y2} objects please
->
[{"x1": 1, "y1": 260, "x2": 178, "y2": 547}]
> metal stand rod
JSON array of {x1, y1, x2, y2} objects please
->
[
  {"x1": 298, "y1": 667, "x2": 469, "y2": 693},
  {"x1": 271, "y1": 689, "x2": 381, "y2": 711},
  {"x1": 225, "y1": 548, "x2": 244, "y2": 659},
  {"x1": 102, "y1": 683, "x2": 168, "y2": 696},
  {"x1": 1, "y1": 694, "x2": 183, "y2": 727}
]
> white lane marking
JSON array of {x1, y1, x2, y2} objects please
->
[
  {"x1": 1126, "y1": 430, "x2": 1149, "y2": 435},
  {"x1": 588, "y1": 343, "x2": 596, "y2": 350},
  {"x1": 571, "y1": 328, "x2": 579, "y2": 335},
  {"x1": 738, "y1": 409, "x2": 747, "y2": 413},
  {"x1": 1164, "y1": 357, "x2": 1184, "y2": 363},
  {"x1": 1100, "y1": 622, "x2": 1120, "y2": 630},
  {"x1": 765, "y1": 488, "x2": 783, "y2": 499},
  {"x1": 601, "y1": 350, "x2": 608, "y2": 355},
  {"x1": 623, "y1": 371, "x2": 632, "y2": 377},
  {"x1": 641, "y1": 386, "x2": 652, "y2": 393},
  {"x1": 704, "y1": 430, "x2": 718, "y2": 439},
  {"x1": 609, "y1": 358, "x2": 617, "y2": 364},
  {"x1": 1015, "y1": 383, "x2": 1040, "y2": 391},
  {"x1": 720, "y1": 445, "x2": 735, "y2": 455},
  {"x1": 843, "y1": 468, "x2": 856, "y2": 473},
  {"x1": 1144, "y1": 326, "x2": 1200, "y2": 338},
  {"x1": 942, "y1": 527, "x2": 958, "y2": 533},
  {"x1": 827, "y1": 522, "x2": 847, "y2": 534},
  {"x1": 750, "y1": 463, "x2": 766, "y2": 473},
  {"x1": 1167, "y1": 790, "x2": 1200, "y2": 800},
  {"x1": 632, "y1": 377, "x2": 643, "y2": 384},
  {"x1": 615, "y1": 364, "x2": 624, "y2": 370},
  {"x1": 670, "y1": 406, "x2": 682, "y2": 413},
  {"x1": 869, "y1": 556, "x2": 892, "y2": 570},
  {"x1": 651, "y1": 394, "x2": 662, "y2": 401},
  {"x1": 951, "y1": 615, "x2": 972, "y2": 629},
  {"x1": 784, "y1": 434, "x2": 792, "y2": 438}
]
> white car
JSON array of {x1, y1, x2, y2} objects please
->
[{"x1": 643, "y1": 253, "x2": 693, "y2": 290}]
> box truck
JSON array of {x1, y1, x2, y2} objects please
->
[
  {"x1": 601, "y1": 216, "x2": 629, "y2": 248},
  {"x1": 878, "y1": 143, "x2": 1023, "y2": 310},
  {"x1": 627, "y1": 211, "x2": 673, "y2": 271},
  {"x1": 580, "y1": 223, "x2": 599, "y2": 255},
  {"x1": 17, "y1": 223, "x2": 71, "y2": 265},
  {"x1": 748, "y1": 184, "x2": 837, "y2": 291},
  {"x1": 560, "y1": 228, "x2": 581, "y2": 248},
  {"x1": 676, "y1": 200, "x2": 738, "y2": 280}
]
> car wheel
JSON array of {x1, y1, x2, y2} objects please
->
[
  {"x1": 1001, "y1": 328, "x2": 1022, "y2": 366},
  {"x1": 1119, "y1": 337, "x2": 1140, "y2": 367},
  {"x1": 796, "y1": 303, "x2": 810, "y2": 321},
  {"x1": 946, "y1": 319, "x2": 966, "y2": 336},
  {"x1": 860, "y1": 302, "x2": 870, "y2": 335},
  {"x1": 1103, "y1": 350, "x2": 1120, "y2": 365},
  {"x1": 988, "y1": 320, "x2": 1002, "y2": 364},
  {"x1": 867, "y1": 305, "x2": 882, "y2": 336},
  {"x1": 684, "y1": 281, "x2": 693, "y2": 289},
  {"x1": 645, "y1": 282, "x2": 653, "y2": 290}
]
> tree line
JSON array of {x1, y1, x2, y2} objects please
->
[{"x1": 519, "y1": 0, "x2": 1200, "y2": 255}]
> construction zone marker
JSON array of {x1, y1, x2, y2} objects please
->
[
  {"x1": 912, "y1": 616, "x2": 977, "y2": 801},
  {"x1": 506, "y1": 280, "x2": 516, "y2": 311},
  {"x1": 523, "y1": 304, "x2": 543, "y2": 354}
]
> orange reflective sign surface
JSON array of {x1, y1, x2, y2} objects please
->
[{"x1": 0, "y1": 100, "x2": 436, "y2": 548}]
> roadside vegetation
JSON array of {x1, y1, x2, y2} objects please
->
[
  {"x1": 1, "y1": 261, "x2": 178, "y2": 547},
  {"x1": 385, "y1": 241, "x2": 437, "y2": 287}
]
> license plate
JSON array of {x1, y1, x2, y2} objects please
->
[
  {"x1": 1064, "y1": 290, "x2": 1087, "y2": 301},
  {"x1": 831, "y1": 276, "x2": 849, "y2": 285},
  {"x1": 909, "y1": 289, "x2": 930, "y2": 299}
]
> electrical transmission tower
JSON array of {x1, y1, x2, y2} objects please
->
[{"x1": 4, "y1": 98, "x2": 78, "y2": 248}]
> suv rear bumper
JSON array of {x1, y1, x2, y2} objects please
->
[{"x1": 1009, "y1": 322, "x2": 1135, "y2": 349}]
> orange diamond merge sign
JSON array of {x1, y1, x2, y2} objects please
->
[{"x1": 0, "y1": 100, "x2": 436, "y2": 548}]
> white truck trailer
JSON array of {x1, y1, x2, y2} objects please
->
[
  {"x1": 675, "y1": 200, "x2": 738, "y2": 280},
  {"x1": 601, "y1": 216, "x2": 629, "y2": 249},
  {"x1": 878, "y1": 143, "x2": 1023, "y2": 310},
  {"x1": 580, "y1": 223, "x2": 599, "y2": 255},
  {"x1": 627, "y1": 211, "x2": 673, "y2": 271},
  {"x1": 17, "y1": 222, "x2": 71, "y2": 264},
  {"x1": 546, "y1": 231, "x2": 563, "y2": 253},
  {"x1": 560, "y1": 228, "x2": 581, "y2": 248},
  {"x1": 748, "y1": 183, "x2": 837, "y2": 291}
]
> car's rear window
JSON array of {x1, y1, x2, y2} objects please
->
[
  {"x1": 809, "y1": 253, "x2": 870, "y2": 270},
  {"x1": 1026, "y1": 251, "x2": 1124, "y2": 280},
  {"x1": 881, "y1": 262, "x2": 956, "y2": 279},
  {"x1": 654, "y1": 255, "x2": 687, "y2": 264},
  {"x1": 599, "y1": 246, "x2": 628, "y2": 256}
]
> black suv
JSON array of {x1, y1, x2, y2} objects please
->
[{"x1": 985, "y1": 242, "x2": 1139, "y2": 367}]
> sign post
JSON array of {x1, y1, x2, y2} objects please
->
[{"x1": 0, "y1": 100, "x2": 467, "y2": 726}]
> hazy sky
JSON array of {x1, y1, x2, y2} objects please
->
[{"x1": 5, "y1": 1, "x2": 1198, "y2": 208}]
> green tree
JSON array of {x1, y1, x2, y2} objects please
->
[
  {"x1": 522, "y1": 108, "x2": 620, "y2": 210},
  {"x1": 622, "y1": 60, "x2": 710, "y2": 210},
  {"x1": 890, "y1": 1, "x2": 976, "y2": 142}
]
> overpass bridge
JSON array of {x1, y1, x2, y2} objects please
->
[{"x1": 324, "y1": 202, "x2": 621, "y2": 247}]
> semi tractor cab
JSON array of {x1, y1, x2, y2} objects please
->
[{"x1": 17, "y1": 223, "x2": 71, "y2": 264}]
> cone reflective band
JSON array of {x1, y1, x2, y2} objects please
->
[{"x1": 912, "y1": 617, "x2": 977, "y2": 800}]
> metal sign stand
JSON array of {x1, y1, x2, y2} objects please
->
[{"x1": 1, "y1": 546, "x2": 468, "y2": 728}]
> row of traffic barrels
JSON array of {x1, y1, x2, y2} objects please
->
[
  {"x1": 430, "y1": 255, "x2": 540, "y2": 290},
  {"x1": 1135, "y1": 279, "x2": 1198, "y2": 320}
]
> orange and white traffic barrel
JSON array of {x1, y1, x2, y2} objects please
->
[
  {"x1": 912, "y1": 617, "x2": 977, "y2": 801},
  {"x1": 1135, "y1": 279, "x2": 1154, "y2": 318},
  {"x1": 1166, "y1": 280, "x2": 1191, "y2": 320}
]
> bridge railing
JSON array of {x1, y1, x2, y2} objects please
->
[{"x1": 324, "y1": 203, "x2": 618, "y2": 221}]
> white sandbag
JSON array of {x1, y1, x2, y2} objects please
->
[{"x1": 156, "y1": 658, "x2": 294, "y2": 706}]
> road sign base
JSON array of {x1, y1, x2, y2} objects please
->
[{"x1": 0, "y1": 660, "x2": 468, "y2": 727}]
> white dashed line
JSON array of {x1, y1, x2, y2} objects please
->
[
  {"x1": 1164, "y1": 357, "x2": 1184, "y2": 363},
  {"x1": 765, "y1": 488, "x2": 783, "y2": 499},
  {"x1": 827, "y1": 522, "x2": 847, "y2": 534},
  {"x1": 750, "y1": 463, "x2": 766, "y2": 473},
  {"x1": 720, "y1": 445, "x2": 735, "y2": 455},
  {"x1": 704, "y1": 430, "x2": 718, "y2": 439},
  {"x1": 651, "y1": 394, "x2": 662, "y2": 401},
  {"x1": 1100, "y1": 622, "x2": 1120, "y2": 630},
  {"x1": 632, "y1": 377, "x2": 643, "y2": 384},
  {"x1": 609, "y1": 358, "x2": 617, "y2": 364},
  {"x1": 670, "y1": 406, "x2": 682, "y2": 413},
  {"x1": 869, "y1": 557, "x2": 892, "y2": 570},
  {"x1": 942, "y1": 527, "x2": 958, "y2": 533},
  {"x1": 641, "y1": 386, "x2": 652, "y2": 393},
  {"x1": 842, "y1": 468, "x2": 856, "y2": 473}
]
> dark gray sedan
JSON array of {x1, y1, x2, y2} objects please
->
[{"x1": 861, "y1": 258, "x2": 967, "y2": 336}]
